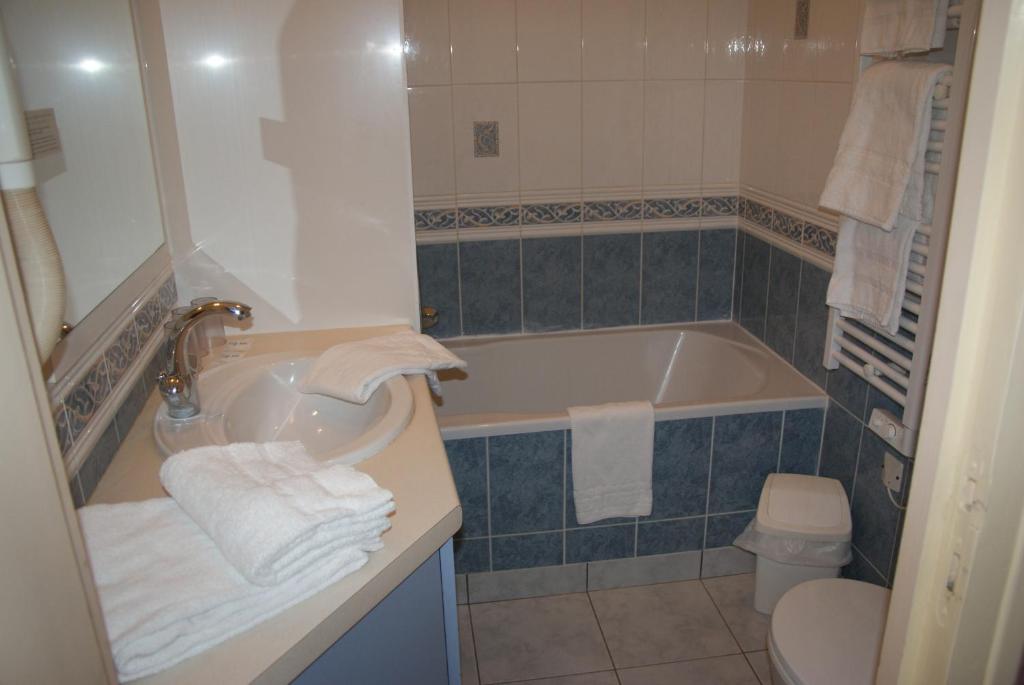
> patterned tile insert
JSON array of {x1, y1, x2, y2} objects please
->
[{"x1": 473, "y1": 121, "x2": 499, "y2": 158}]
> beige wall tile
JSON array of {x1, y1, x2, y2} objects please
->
[
  {"x1": 645, "y1": 0, "x2": 708, "y2": 80},
  {"x1": 452, "y1": 84, "x2": 520, "y2": 199},
  {"x1": 643, "y1": 80, "x2": 704, "y2": 191},
  {"x1": 450, "y1": 0, "x2": 517, "y2": 84},
  {"x1": 404, "y1": 0, "x2": 452, "y2": 86},
  {"x1": 582, "y1": 0, "x2": 646, "y2": 81},
  {"x1": 702, "y1": 80, "x2": 744, "y2": 188},
  {"x1": 519, "y1": 82, "x2": 583, "y2": 192},
  {"x1": 517, "y1": 0, "x2": 582, "y2": 82},
  {"x1": 707, "y1": 0, "x2": 748, "y2": 80},
  {"x1": 408, "y1": 86, "x2": 456, "y2": 200},
  {"x1": 581, "y1": 80, "x2": 644, "y2": 190}
]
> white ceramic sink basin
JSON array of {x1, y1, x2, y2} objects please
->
[{"x1": 154, "y1": 352, "x2": 414, "y2": 464}]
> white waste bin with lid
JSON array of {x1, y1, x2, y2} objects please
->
[{"x1": 735, "y1": 473, "x2": 853, "y2": 614}]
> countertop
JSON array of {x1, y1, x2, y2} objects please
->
[{"x1": 89, "y1": 325, "x2": 462, "y2": 684}]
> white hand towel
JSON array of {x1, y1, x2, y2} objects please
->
[
  {"x1": 159, "y1": 441, "x2": 394, "y2": 586},
  {"x1": 820, "y1": 61, "x2": 952, "y2": 230},
  {"x1": 80, "y1": 499, "x2": 371, "y2": 681},
  {"x1": 861, "y1": 0, "x2": 950, "y2": 56},
  {"x1": 298, "y1": 330, "x2": 466, "y2": 404},
  {"x1": 568, "y1": 401, "x2": 654, "y2": 525},
  {"x1": 820, "y1": 61, "x2": 950, "y2": 333}
]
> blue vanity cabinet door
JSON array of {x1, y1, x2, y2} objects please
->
[{"x1": 292, "y1": 540, "x2": 460, "y2": 685}]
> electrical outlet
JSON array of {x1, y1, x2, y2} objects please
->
[{"x1": 883, "y1": 452, "x2": 905, "y2": 492}]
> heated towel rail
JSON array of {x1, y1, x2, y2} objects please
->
[{"x1": 822, "y1": 0, "x2": 978, "y2": 455}]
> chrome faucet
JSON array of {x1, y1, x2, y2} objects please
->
[{"x1": 158, "y1": 299, "x2": 252, "y2": 419}]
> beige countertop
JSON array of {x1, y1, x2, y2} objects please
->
[{"x1": 89, "y1": 325, "x2": 462, "y2": 684}]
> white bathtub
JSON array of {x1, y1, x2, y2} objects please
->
[{"x1": 435, "y1": 321, "x2": 827, "y2": 439}]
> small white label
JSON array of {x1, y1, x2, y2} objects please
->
[{"x1": 25, "y1": 108, "x2": 62, "y2": 158}]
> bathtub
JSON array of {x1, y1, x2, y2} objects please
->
[{"x1": 435, "y1": 321, "x2": 826, "y2": 440}]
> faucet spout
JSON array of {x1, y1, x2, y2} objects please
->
[{"x1": 158, "y1": 299, "x2": 252, "y2": 419}]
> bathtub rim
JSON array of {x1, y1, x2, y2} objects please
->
[{"x1": 433, "y1": 320, "x2": 828, "y2": 441}]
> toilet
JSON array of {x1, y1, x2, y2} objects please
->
[{"x1": 768, "y1": 578, "x2": 891, "y2": 685}]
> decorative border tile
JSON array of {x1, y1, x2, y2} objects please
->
[
  {"x1": 771, "y1": 211, "x2": 806, "y2": 242},
  {"x1": 522, "y1": 202, "x2": 582, "y2": 225},
  {"x1": 643, "y1": 197, "x2": 701, "y2": 220},
  {"x1": 802, "y1": 223, "x2": 838, "y2": 256},
  {"x1": 55, "y1": 274, "x2": 177, "y2": 459},
  {"x1": 747, "y1": 199, "x2": 775, "y2": 229},
  {"x1": 701, "y1": 196, "x2": 739, "y2": 217},
  {"x1": 457, "y1": 205, "x2": 521, "y2": 228},
  {"x1": 583, "y1": 199, "x2": 643, "y2": 222},
  {"x1": 415, "y1": 208, "x2": 457, "y2": 230}
]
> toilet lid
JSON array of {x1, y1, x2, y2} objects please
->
[{"x1": 770, "y1": 579, "x2": 890, "y2": 685}]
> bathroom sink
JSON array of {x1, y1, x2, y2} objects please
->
[{"x1": 154, "y1": 352, "x2": 414, "y2": 464}]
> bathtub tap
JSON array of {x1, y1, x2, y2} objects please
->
[{"x1": 158, "y1": 299, "x2": 252, "y2": 419}]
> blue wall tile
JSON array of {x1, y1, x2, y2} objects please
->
[
  {"x1": 705, "y1": 511, "x2": 755, "y2": 548},
  {"x1": 738, "y1": 234, "x2": 770, "y2": 339},
  {"x1": 114, "y1": 374, "x2": 150, "y2": 440},
  {"x1": 460, "y1": 240, "x2": 522, "y2": 335},
  {"x1": 566, "y1": 524, "x2": 636, "y2": 563},
  {"x1": 492, "y1": 532, "x2": 564, "y2": 570},
  {"x1": 640, "y1": 231, "x2": 698, "y2": 324},
  {"x1": 827, "y1": 366, "x2": 870, "y2": 420},
  {"x1": 866, "y1": 384, "x2": 906, "y2": 425},
  {"x1": 843, "y1": 547, "x2": 887, "y2": 587},
  {"x1": 444, "y1": 438, "x2": 488, "y2": 538},
  {"x1": 851, "y1": 432, "x2": 904, "y2": 578},
  {"x1": 582, "y1": 233, "x2": 641, "y2": 328},
  {"x1": 819, "y1": 401, "x2": 863, "y2": 497},
  {"x1": 698, "y1": 229, "x2": 736, "y2": 321},
  {"x1": 637, "y1": 518, "x2": 704, "y2": 556},
  {"x1": 779, "y1": 408, "x2": 824, "y2": 475},
  {"x1": 454, "y1": 538, "x2": 490, "y2": 574},
  {"x1": 489, "y1": 431, "x2": 564, "y2": 535},
  {"x1": 764, "y1": 247, "x2": 801, "y2": 362},
  {"x1": 732, "y1": 231, "x2": 745, "y2": 321},
  {"x1": 522, "y1": 236, "x2": 581, "y2": 332},
  {"x1": 708, "y1": 412, "x2": 782, "y2": 513},
  {"x1": 792, "y1": 262, "x2": 830, "y2": 387},
  {"x1": 76, "y1": 421, "x2": 120, "y2": 503},
  {"x1": 646, "y1": 418, "x2": 712, "y2": 520},
  {"x1": 416, "y1": 243, "x2": 460, "y2": 339}
]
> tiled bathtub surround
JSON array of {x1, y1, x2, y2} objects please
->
[
  {"x1": 734, "y1": 229, "x2": 912, "y2": 587},
  {"x1": 445, "y1": 407, "x2": 825, "y2": 576},
  {"x1": 417, "y1": 228, "x2": 737, "y2": 337},
  {"x1": 404, "y1": 0, "x2": 746, "y2": 224},
  {"x1": 51, "y1": 274, "x2": 177, "y2": 505}
]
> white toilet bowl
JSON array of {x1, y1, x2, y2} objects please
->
[{"x1": 768, "y1": 578, "x2": 890, "y2": 685}]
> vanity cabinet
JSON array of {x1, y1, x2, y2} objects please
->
[{"x1": 293, "y1": 541, "x2": 461, "y2": 685}]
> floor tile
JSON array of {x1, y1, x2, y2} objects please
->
[
  {"x1": 617, "y1": 654, "x2": 760, "y2": 685},
  {"x1": 746, "y1": 650, "x2": 772, "y2": 685},
  {"x1": 702, "y1": 574, "x2": 769, "y2": 652},
  {"x1": 589, "y1": 580, "x2": 739, "y2": 668},
  {"x1": 471, "y1": 593, "x2": 613, "y2": 684},
  {"x1": 459, "y1": 606, "x2": 480, "y2": 685},
  {"x1": 506, "y1": 672, "x2": 619, "y2": 685}
]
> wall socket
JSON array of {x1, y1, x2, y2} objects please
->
[{"x1": 883, "y1": 452, "x2": 905, "y2": 492}]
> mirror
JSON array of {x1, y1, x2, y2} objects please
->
[{"x1": 0, "y1": 0, "x2": 165, "y2": 328}]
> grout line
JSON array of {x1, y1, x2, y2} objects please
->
[
  {"x1": 789, "y1": 259, "x2": 804, "y2": 365},
  {"x1": 464, "y1": 598, "x2": 484, "y2": 685},
  {"x1": 563, "y1": 430, "x2": 569, "y2": 565},
  {"x1": 694, "y1": 229, "x2": 703, "y2": 320},
  {"x1": 852, "y1": 542, "x2": 889, "y2": 584},
  {"x1": 761, "y1": 244, "x2": 773, "y2": 341},
  {"x1": 700, "y1": 576, "x2": 748, "y2": 657},
  {"x1": 701, "y1": 416, "x2": 717, "y2": 575},
  {"x1": 585, "y1": 590, "x2": 619, "y2": 671},
  {"x1": 637, "y1": 232, "x2": 645, "y2": 325},
  {"x1": 485, "y1": 436, "x2": 493, "y2": 573},
  {"x1": 776, "y1": 410, "x2": 786, "y2": 472},
  {"x1": 847, "y1": 414, "x2": 868, "y2": 506},
  {"x1": 815, "y1": 403, "x2": 828, "y2": 476},
  {"x1": 735, "y1": 230, "x2": 746, "y2": 324}
]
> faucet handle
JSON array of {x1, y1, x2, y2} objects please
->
[{"x1": 421, "y1": 306, "x2": 439, "y2": 330}]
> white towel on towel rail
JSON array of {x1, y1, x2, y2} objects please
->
[
  {"x1": 298, "y1": 329, "x2": 466, "y2": 404},
  {"x1": 80, "y1": 498, "x2": 371, "y2": 681},
  {"x1": 820, "y1": 61, "x2": 951, "y2": 334},
  {"x1": 568, "y1": 401, "x2": 654, "y2": 525},
  {"x1": 860, "y1": 0, "x2": 951, "y2": 56},
  {"x1": 160, "y1": 441, "x2": 394, "y2": 586}
]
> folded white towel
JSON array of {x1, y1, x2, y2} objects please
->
[
  {"x1": 820, "y1": 61, "x2": 951, "y2": 333},
  {"x1": 861, "y1": 0, "x2": 950, "y2": 56},
  {"x1": 568, "y1": 401, "x2": 654, "y2": 525},
  {"x1": 297, "y1": 330, "x2": 466, "y2": 404},
  {"x1": 820, "y1": 61, "x2": 952, "y2": 230},
  {"x1": 80, "y1": 499, "x2": 371, "y2": 681},
  {"x1": 160, "y1": 441, "x2": 394, "y2": 586}
]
